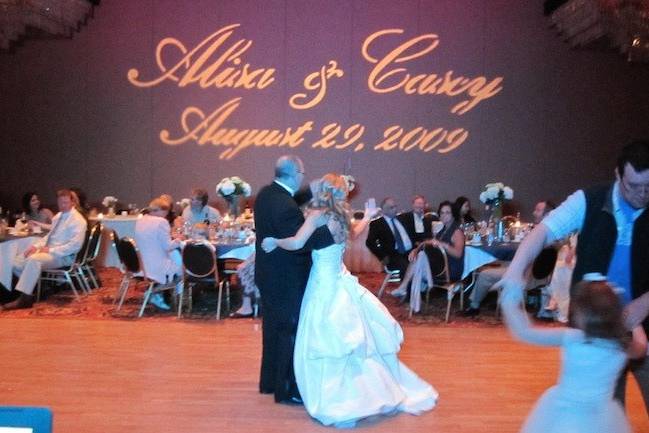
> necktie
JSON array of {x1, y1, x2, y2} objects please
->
[
  {"x1": 389, "y1": 218, "x2": 406, "y2": 254},
  {"x1": 45, "y1": 214, "x2": 63, "y2": 246}
]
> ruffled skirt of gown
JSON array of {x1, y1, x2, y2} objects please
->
[{"x1": 294, "y1": 248, "x2": 438, "y2": 426}]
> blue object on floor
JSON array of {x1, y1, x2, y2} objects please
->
[{"x1": 0, "y1": 406, "x2": 52, "y2": 433}]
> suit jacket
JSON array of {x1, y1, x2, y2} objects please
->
[
  {"x1": 366, "y1": 216, "x2": 413, "y2": 262},
  {"x1": 397, "y1": 211, "x2": 435, "y2": 245},
  {"x1": 254, "y1": 181, "x2": 334, "y2": 318},
  {"x1": 134, "y1": 214, "x2": 181, "y2": 284},
  {"x1": 34, "y1": 208, "x2": 87, "y2": 259}
]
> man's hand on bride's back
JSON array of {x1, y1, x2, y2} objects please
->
[{"x1": 261, "y1": 237, "x2": 278, "y2": 252}]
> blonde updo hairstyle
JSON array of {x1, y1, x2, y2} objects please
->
[{"x1": 310, "y1": 173, "x2": 352, "y2": 239}]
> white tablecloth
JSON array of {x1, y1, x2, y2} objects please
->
[
  {"x1": 0, "y1": 236, "x2": 38, "y2": 288},
  {"x1": 92, "y1": 216, "x2": 139, "y2": 268},
  {"x1": 462, "y1": 246, "x2": 499, "y2": 279}
]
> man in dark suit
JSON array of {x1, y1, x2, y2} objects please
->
[
  {"x1": 254, "y1": 155, "x2": 334, "y2": 404},
  {"x1": 365, "y1": 197, "x2": 413, "y2": 279},
  {"x1": 397, "y1": 195, "x2": 436, "y2": 246}
]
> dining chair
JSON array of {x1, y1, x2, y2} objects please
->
[
  {"x1": 415, "y1": 245, "x2": 464, "y2": 322},
  {"x1": 36, "y1": 226, "x2": 91, "y2": 301},
  {"x1": 377, "y1": 265, "x2": 401, "y2": 299},
  {"x1": 181, "y1": 241, "x2": 221, "y2": 319},
  {"x1": 77, "y1": 222, "x2": 102, "y2": 290},
  {"x1": 113, "y1": 236, "x2": 179, "y2": 317}
]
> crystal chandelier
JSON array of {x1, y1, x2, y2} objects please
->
[{"x1": 546, "y1": 0, "x2": 649, "y2": 62}]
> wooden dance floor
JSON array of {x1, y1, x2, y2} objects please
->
[{"x1": 1, "y1": 317, "x2": 648, "y2": 433}]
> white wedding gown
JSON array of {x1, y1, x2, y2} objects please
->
[{"x1": 294, "y1": 243, "x2": 438, "y2": 426}]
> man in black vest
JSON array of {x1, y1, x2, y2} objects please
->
[
  {"x1": 498, "y1": 140, "x2": 649, "y2": 412},
  {"x1": 397, "y1": 195, "x2": 437, "y2": 246},
  {"x1": 254, "y1": 155, "x2": 334, "y2": 404}
]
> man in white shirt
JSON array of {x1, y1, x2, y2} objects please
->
[
  {"x1": 180, "y1": 188, "x2": 221, "y2": 225},
  {"x1": 2, "y1": 189, "x2": 87, "y2": 310},
  {"x1": 498, "y1": 140, "x2": 649, "y2": 412}
]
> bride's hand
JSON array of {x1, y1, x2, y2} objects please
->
[
  {"x1": 364, "y1": 202, "x2": 380, "y2": 219},
  {"x1": 261, "y1": 237, "x2": 278, "y2": 253}
]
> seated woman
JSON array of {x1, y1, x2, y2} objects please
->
[
  {"x1": 454, "y1": 196, "x2": 476, "y2": 225},
  {"x1": 134, "y1": 198, "x2": 183, "y2": 311},
  {"x1": 391, "y1": 201, "x2": 465, "y2": 311},
  {"x1": 22, "y1": 192, "x2": 54, "y2": 230}
]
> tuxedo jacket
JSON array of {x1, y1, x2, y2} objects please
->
[
  {"x1": 254, "y1": 182, "x2": 334, "y2": 319},
  {"x1": 397, "y1": 211, "x2": 436, "y2": 245},
  {"x1": 366, "y1": 216, "x2": 414, "y2": 262}
]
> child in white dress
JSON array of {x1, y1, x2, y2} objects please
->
[{"x1": 500, "y1": 277, "x2": 647, "y2": 433}]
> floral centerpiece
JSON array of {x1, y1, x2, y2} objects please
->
[
  {"x1": 216, "y1": 176, "x2": 252, "y2": 217},
  {"x1": 177, "y1": 198, "x2": 191, "y2": 209},
  {"x1": 479, "y1": 182, "x2": 513, "y2": 220},
  {"x1": 102, "y1": 196, "x2": 119, "y2": 217}
]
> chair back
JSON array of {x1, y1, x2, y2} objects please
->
[
  {"x1": 116, "y1": 237, "x2": 142, "y2": 274},
  {"x1": 424, "y1": 211, "x2": 438, "y2": 220},
  {"x1": 84, "y1": 222, "x2": 103, "y2": 262},
  {"x1": 426, "y1": 244, "x2": 450, "y2": 284},
  {"x1": 532, "y1": 246, "x2": 558, "y2": 280},
  {"x1": 182, "y1": 241, "x2": 217, "y2": 279},
  {"x1": 74, "y1": 226, "x2": 92, "y2": 264}
]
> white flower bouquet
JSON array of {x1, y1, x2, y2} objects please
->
[
  {"x1": 102, "y1": 196, "x2": 118, "y2": 208},
  {"x1": 177, "y1": 198, "x2": 191, "y2": 208},
  {"x1": 216, "y1": 176, "x2": 252, "y2": 199},
  {"x1": 479, "y1": 182, "x2": 513, "y2": 220},
  {"x1": 479, "y1": 182, "x2": 513, "y2": 204}
]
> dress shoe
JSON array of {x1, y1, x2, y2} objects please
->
[
  {"x1": 461, "y1": 306, "x2": 480, "y2": 317},
  {"x1": 279, "y1": 396, "x2": 303, "y2": 405},
  {"x1": 1, "y1": 293, "x2": 34, "y2": 310},
  {"x1": 229, "y1": 311, "x2": 253, "y2": 319}
]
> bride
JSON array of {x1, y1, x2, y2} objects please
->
[{"x1": 261, "y1": 173, "x2": 438, "y2": 427}]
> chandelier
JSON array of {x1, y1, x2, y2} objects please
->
[
  {"x1": 0, "y1": 0, "x2": 97, "y2": 51},
  {"x1": 546, "y1": 0, "x2": 649, "y2": 62}
]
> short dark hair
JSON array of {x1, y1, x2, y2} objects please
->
[
  {"x1": 380, "y1": 197, "x2": 394, "y2": 209},
  {"x1": 191, "y1": 188, "x2": 208, "y2": 207},
  {"x1": 617, "y1": 139, "x2": 649, "y2": 177},
  {"x1": 438, "y1": 200, "x2": 459, "y2": 222}
]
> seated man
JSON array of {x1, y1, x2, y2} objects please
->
[
  {"x1": 366, "y1": 197, "x2": 413, "y2": 279},
  {"x1": 134, "y1": 198, "x2": 183, "y2": 310},
  {"x1": 181, "y1": 188, "x2": 221, "y2": 225},
  {"x1": 3, "y1": 189, "x2": 87, "y2": 310},
  {"x1": 397, "y1": 195, "x2": 437, "y2": 246},
  {"x1": 462, "y1": 200, "x2": 556, "y2": 316}
]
